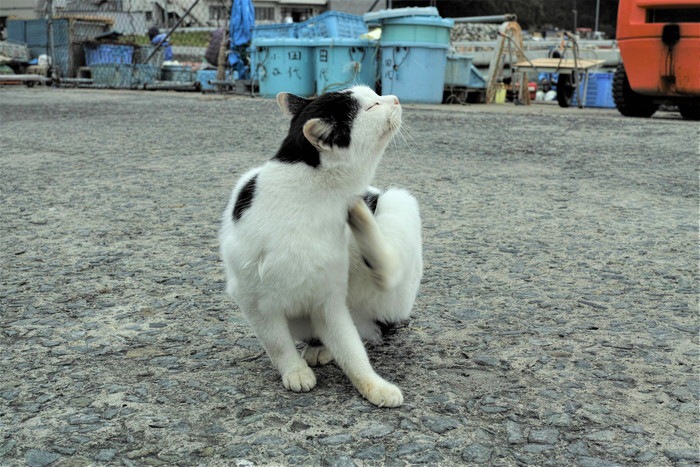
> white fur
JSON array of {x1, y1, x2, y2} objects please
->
[{"x1": 219, "y1": 86, "x2": 422, "y2": 407}]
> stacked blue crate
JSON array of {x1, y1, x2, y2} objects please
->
[{"x1": 573, "y1": 73, "x2": 615, "y2": 108}]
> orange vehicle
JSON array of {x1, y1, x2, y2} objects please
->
[{"x1": 614, "y1": 0, "x2": 700, "y2": 119}]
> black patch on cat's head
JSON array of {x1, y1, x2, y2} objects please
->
[
  {"x1": 233, "y1": 174, "x2": 257, "y2": 221},
  {"x1": 273, "y1": 91, "x2": 360, "y2": 168}
]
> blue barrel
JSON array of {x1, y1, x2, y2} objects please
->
[
  {"x1": 380, "y1": 16, "x2": 454, "y2": 44},
  {"x1": 314, "y1": 38, "x2": 378, "y2": 94},
  {"x1": 252, "y1": 38, "x2": 315, "y2": 98},
  {"x1": 380, "y1": 41, "x2": 448, "y2": 104}
]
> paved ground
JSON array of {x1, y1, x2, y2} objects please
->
[{"x1": 0, "y1": 87, "x2": 697, "y2": 467}]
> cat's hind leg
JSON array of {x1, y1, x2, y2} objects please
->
[
  {"x1": 347, "y1": 198, "x2": 400, "y2": 291},
  {"x1": 301, "y1": 343, "x2": 334, "y2": 367}
]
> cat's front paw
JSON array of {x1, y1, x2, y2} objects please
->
[
  {"x1": 302, "y1": 345, "x2": 334, "y2": 367},
  {"x1": 282, "y1": 366, "x2": 316, "y2": 392},
  {"x1": 360, "y1": 380, "x2": 404, "y2": 408}
]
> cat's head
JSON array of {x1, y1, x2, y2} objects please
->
[{"x1": 274, "y1": 86, "x2": 401, "y2": 177}]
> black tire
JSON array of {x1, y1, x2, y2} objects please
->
[
  {"x1": 613, "y1": 63, "x2": 659, "y2": 118},
  {"x1": 557, "y1": 74, "x2": 574, "y2": 108},
  {"x1": 679, "y1": 102, "x2": 700, "y2": 120}
]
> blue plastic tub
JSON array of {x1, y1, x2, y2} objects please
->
[
  {"x1": 253, "y1": 38, "x2": 315, "y2": 97},
  {"x1": 197, "y1": 69, "x2": 218, "y2": 90},
  {"x1": 380, "y1": 41, "x2": 448, "y2": 104},
  {"x1": 314, "y1": 38, "x2": 378, "y2": 94},
  {"x1": 380, "y1": 16, "x2": 454, "y2": 44},
  {"x1": 161, "y1": 65, "x2": 193, "y2": 82},
  {"x1": 445, "y1": 54, "x2": 486, "y2": 88},
  {"x1": 297, "y1": 11, "x2": 368, "y2": 39}
]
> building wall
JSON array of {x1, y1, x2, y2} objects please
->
[{"x1": 0, "y1": 0, "x2": 41, "y2": 20}]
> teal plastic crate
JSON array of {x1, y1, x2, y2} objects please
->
[
  {"x1": 91, "y1": 64, "x2": 133, "y2": 88},
  {"x1": 296, "y1": 11, "x2": 368, "y2": 39},
  {"x1": 161, "y1": 65, "x2": 193, "y2": 82},
  {"x1": 445, "y1": 54, "x2": 486, "y2": 88},
  {"x1": 252, "y1": 23, "x2": 298, "y2": 39},
  {"x1": 90, "y1": 64, "x2": 157, "y2": 88}
]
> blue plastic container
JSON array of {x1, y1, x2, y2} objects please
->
[
  {"x1": 445, "y1": 54, "x2": 486, "y2": 88},
  {"x1": 573, "y1": 72, "x2": 615, "y2": 108},
  {"x1": 197, "y1": 69, "x2": 217, "y2": 90},
  {"x1": 253, "y1": 38, "x2": 315, "y2": 98},
  {"x1": 161, "y1": 65, "x2": 193, "y2": 82},
  {"x1": 380, "y1": 16, "x2": 453, "y2": 44},
  {"x1": 314, "y1": 38, "x2": 378, "y2": 94},
  {"x1": 297, "y1": 11, "x2": 368, "y2": 39},
  {"x1": 84, "y1": 43, "x2": 134, "y2": 65},
  {"x1": 380, "y1": 41, "x2": 448, "y2": 104}
]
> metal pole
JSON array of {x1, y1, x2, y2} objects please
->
[
  {"x1": 572, "y1": 0, "x2": 578, "y2": 33},
  {"x1": 452, "y1": 14, "x2": 517, "y2": 24},
  {"x1": 594, "y1": 0, "x2": 601, "y2": 36}
]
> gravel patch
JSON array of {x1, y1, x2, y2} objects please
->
[{"x1": 0, "y1": 87, "x2": 697, "y2": 465}]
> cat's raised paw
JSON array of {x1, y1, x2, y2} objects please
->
[
  {"x1": 282, "y1": 366, "x2": 316, "y2": 392},
  {"x1": 363, "y1": 381, "x2": 404, "y2": 408},
  {"x1": 302, "y1": 345, "x2": 334, "y2": 367}
]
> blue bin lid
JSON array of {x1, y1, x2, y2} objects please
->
[
  {"x1": 252, "y1": 37, "x2": 315, "y2": 47},
  {"x1": 380, "y1": 41, "x2": 450, "y2": 50},
  {"x1": 312, "y1": 37, "x2": 378, "y2": 47},
  {"x1": 381, "y1": 16, "x2": 454, "y2": 28},
  {"x1": 364, "y1": 7, "x2": 439, "y2": 23}
]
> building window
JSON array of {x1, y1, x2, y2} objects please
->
[
  {"x1": 255, "y1": 6, "x2": 275, "y2": 22},
  {"x1": 210, "y1": 5, "x2": 228, "y2": 21}
]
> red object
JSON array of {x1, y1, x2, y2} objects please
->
[{"x1": 617, "y1": 0, "x2": 700, "y2": 96}]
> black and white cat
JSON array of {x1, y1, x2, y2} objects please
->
[{"x1": 220, "y1": 85, "x2": 422, "y2": 407}]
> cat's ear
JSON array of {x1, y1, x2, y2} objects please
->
[
  {"x1": 277, "y1": 92, "x2": 312, "y2": 118},
  {"x1": 303, "y1": 118, "x2": 333, "y2": 152}
]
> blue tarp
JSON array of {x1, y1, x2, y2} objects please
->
[{"x1": 228, "y1": 0, "x2": 255, "y2": 78}]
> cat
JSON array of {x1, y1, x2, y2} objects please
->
[{"x1": 219, "y1": 85, "x2": 422, "y2": 407}]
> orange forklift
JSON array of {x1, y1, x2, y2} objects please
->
[{"x1": 614, "y1": 0, "x2": 700, "y2": 119}]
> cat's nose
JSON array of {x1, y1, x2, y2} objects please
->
[{"x1": 393, "y1": 97, "x2": 400, "y2": 105}]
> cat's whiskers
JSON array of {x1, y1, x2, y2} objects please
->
[{"x1": 390, "y1": 123, "x2": 422, "y2": 164}]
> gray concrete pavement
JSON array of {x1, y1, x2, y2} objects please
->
[{"x1": 0, "y1": 87, "x2": 698, "y2": 466}]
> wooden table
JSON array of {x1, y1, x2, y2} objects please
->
[{"x1": 513, "y1": 58, "x2": 605, "y2": 107}]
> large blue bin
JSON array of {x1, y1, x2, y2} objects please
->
[
  {"x1": 380, "y1": 41, "x2": 448, "y2": 104},
  {"x1": 252, "y1": 38, "x2": 315, "y2": 97},
  {"x1": 314, "y1": 38, "x2": 378, "y2": 94}
]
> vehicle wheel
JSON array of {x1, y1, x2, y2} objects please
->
[
  {"x1": 557, "y1": 74, "x2": 574, "y2": 108},
  {"x1": 613, "y1": 63, "x2": 659, "y2": 118},
  {"x1": 679, "y1": 102, "x2": 700, "y2": 120}
]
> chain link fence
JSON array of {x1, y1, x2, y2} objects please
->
[{"x1": 5, "y1": 0, "x2": 237, "y2": 84}]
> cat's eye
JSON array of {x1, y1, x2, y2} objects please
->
[{"x1": 366, "y1": 102, "x2": 380, "y2": 111}]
